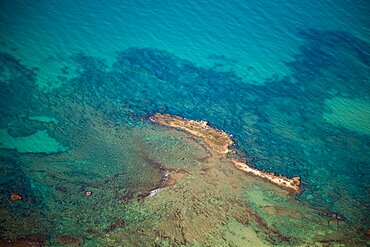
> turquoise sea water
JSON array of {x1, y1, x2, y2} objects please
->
[{"x1": 0, "y1": 0, "x2": 369, "y2": 245}]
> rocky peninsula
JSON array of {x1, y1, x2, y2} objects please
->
[{"x1": 150, "y1": 113, "x2": 301, "y2": 193}]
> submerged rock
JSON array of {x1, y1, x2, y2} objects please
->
[
  {"x1": 84, "y1": 191, "x2": 92, "y2": 197},
  {"x1": 10, "y1": 193, "x2": 22, "y2": 201}
]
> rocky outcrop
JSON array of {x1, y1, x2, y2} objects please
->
[{"x1": 150, "y1": 113, "x2": 300, "y2": 193}]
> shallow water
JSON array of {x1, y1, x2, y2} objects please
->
[{"x1": 0, "y1": 0, "x2": 369, "y2": 245}]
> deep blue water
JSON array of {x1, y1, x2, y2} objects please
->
[{"x1": 0, "y1": 0, "x2": 369, "y2": 242}]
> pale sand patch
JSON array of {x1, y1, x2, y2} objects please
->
[
  {"x1": 29, "y1": 115, "x2": 58, "y2": 124},
  {"x1": 0, "y1": 128, "x2": 67, "y2": 153}
]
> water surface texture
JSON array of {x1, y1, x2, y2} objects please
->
[{"x1": 0, "y1": 0, "x2": 369, "y2": 246}]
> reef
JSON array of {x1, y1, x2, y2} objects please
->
[
  {"x1": 1, "y1": 42, "x2": 368, "y2": 245},
  {"x1": 150, "y1": 113, "x2": 301, "y2": 193},
  {"x1": 0, "y1": 105, "x2": 362, "y2": 246}
]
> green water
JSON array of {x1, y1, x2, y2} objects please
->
[
  {"x1": 0, "y1": 0, "x2": 369, "y2": 245},
  {"x1": 0, "y1": 129, "x2": 67, "y2": 153}
]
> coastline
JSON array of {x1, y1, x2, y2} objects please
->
[{"x1": 150, "y1": 113, "x2": 301, "y2": 193}]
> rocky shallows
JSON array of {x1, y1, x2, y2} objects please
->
[{"x1": 150, "y1": 113, "x2": 301, "y2": 193}]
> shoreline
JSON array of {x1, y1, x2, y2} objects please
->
[{"x1": 150, "y1": 113, "x2": 301, "y2": 193}]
